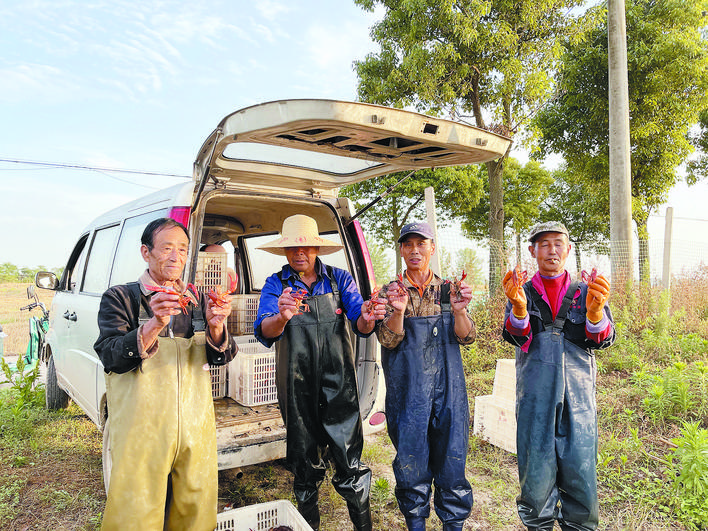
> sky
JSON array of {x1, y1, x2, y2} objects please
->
[{"x1": 1, "y1": 0, "x2": 706, "y2": 271}]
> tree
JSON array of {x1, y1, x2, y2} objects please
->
[
  {"x1": 341, "y1": 166, "x2": 484, "y2": 272},
  {"x1": 460, "y1": 158, "x2": 554, "y2": 265},
  {"x1": 534, "y1": 0, "x2": 708, "y2": 281},
  {"x1": 539, "y1": 167, "x2": 610, "y2": 275},
  {"x1": 354, "y1": 0, "x2": 597, "y2": 290},
  {"x1": 368, "y1": 241, "x2": 395, "y2": 284}
]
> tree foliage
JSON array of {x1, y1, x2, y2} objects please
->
[
  {"x1": 341, "y1": 166, "x2": 484, "y2": 271},
  {"x1": 533, "y1": 0, "x2": 708, "y2": 279},
  {"x1": 354, "y1": 0, "x2": 596, "y2": 289},
  {"x1": 0, "y1": 263, "x2": 61, "y2": 283}
]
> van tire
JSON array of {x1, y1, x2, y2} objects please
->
[
  {"x1": 102, "y1": 417, "x2": 112, "y2": 495},
  {"x1": 45, "y1": 356, "x2": 70, "y2": 410}
]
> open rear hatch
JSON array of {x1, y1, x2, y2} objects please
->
[{"x1": 193, "y1": 99, "x2": 512, "y2": 198}]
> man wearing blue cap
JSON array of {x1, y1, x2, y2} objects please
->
[
  {"x1": 376, "y1": 221, "x2": 476, "y2": 531},
  {"x1": 502, "y1": 221, "x2": 615, "y2": 531}
]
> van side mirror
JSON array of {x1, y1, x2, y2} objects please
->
[{"x1": 35, "y1": 271, "x2": 58, "y2": 290}]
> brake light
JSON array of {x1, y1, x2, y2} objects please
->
[
  {"x1": 352, "y1": 219, "x2": 376, "y2": 288},
  {"x1": 168, "y1": 206, "x2": 191, "y2": 229}
]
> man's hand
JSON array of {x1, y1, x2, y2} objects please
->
[
  {"x1": 148, "y1": 291, "x2": 182, "y2": 329},
  {"x1": 206, "y1": 293, "x2": 232, "y2": 328},
  {"x1": 277, "y1": 287, "x2": 300, "y2": 322},
  {"x1": 386, "y1": 282, "x2": 409, "y2": 315},
  {"x1": 503, "y1": 270, "x2": 528, "y2": 319},
  {"x1": 450, "y1": 281, "x2": 473, "y2": 312},
  {"x1": 586, "y1": 275, "x2": 610, "y2": 324},
  {"x1": 361, "y1": 296, "x2": 388, "y2": 323}
]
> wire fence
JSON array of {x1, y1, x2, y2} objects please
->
[{"x1": 431, "y1": 222, "x2": 708, "y2": 301}]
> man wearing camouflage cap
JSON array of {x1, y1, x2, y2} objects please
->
[{"x1": 501, "y1": 221, "x2": 615, "y2": 531}]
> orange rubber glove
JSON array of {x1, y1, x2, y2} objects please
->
[
  {"x1": 586, "y1": 274, "x2": 610, "y2": 324},
  {"x1": 503, "y1": 270, "x2": 528, "y2": 319}
]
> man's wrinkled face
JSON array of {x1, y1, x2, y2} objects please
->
[
  {"x1": 400, "y1": 235, "x2": 435, "y2": 274},
  {"x1": 529, "y1": 232, "x2": 571, "y2": 277},
  {"x1": 141, "y1": 226, "x2": 189, "y2": 284},
  {"x1": 284, "y1": 246, "x2": 320, "y2": 275}
]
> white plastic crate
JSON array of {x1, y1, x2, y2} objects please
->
[
  {"x1": 492, "y1": 358, "x2": 516, "y2": 402},
  {"x1": 195, "y1": 252, "x2": 228, "y2": 294},
  {"x1": 210, "y1": 365, "x2": 226, "y2": 399},
  {"x1": 229, "y1": 338, "x2": 277, "y2": 406},
  {"x1": 228, "y1": 295, "x2": 261, "y2": 336},
  {"x1": 473, "y1": 395, "x2": 517, "y2": 453},
  {"x1": 215, "y1": 500, "x2": 313, "y2": 531}
]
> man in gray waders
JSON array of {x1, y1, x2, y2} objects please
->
[
  {"x1": 376, "y1": 221, "x2": 477, "y2": 531},
  {"x1": 254, "y1": 214, "x2": 385, "y2": 531},
  {"x1": 502, "y1": 221, "x2": 615, "y2": 531},
  {"x1": 95, "y1": 218, "x2": 237, "y2": 530}
]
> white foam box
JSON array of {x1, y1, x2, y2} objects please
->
[
  {"x1": 473, "y1": 395, "x2": 517, "y2": 454},
  {"x1": 228, "y1": 336, "x2": 278, "y2": 407},
  {"x1": 227, "y1": 295, "x2": 261, "y2": 336},
  {"x1": 215, "y1": 499, "x2": 313, "y2": 531},
  {"x1": 492, "y1": 358, "x2": 516, "y2": 401}
]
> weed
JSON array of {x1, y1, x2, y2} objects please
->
[
  {"x1": 371, "y1": 477, "x2": 391, "y2": 505},
  {"x1": 670, "y1": 421, "x2": 708, "y2": 529},
  {"x1": 0, "y1": 355, "x2": 44, "y2": 410},
  {"x1": 0, "y1": 477, "x2": 24, "y2": 523}
]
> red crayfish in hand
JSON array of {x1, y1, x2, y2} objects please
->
[
  {"x1": 291, "y1": 288, "x2": 310, "y2": 315},
  {"x1": 385, "y1": 273, "x2": 407, "y2": 298},
  {"x1": 512, "y1": 264, "x2": 528, "y2": 288},
  {"x1": 207, "y1": 275, "x2": 238, "y2": 308},
  {"x1": 445, "y1": 270, "x2": 468, "y2": 302},
  {"x1": 145, "y1": 283, "x2": 199, "y2": 314},
  {"x1": 581, "y1": 267, "x2": 598, "y2": 284}
]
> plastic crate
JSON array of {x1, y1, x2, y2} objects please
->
[
  {"x1": 215, "y1": 499, "x2": 313, "y2": 531},
  {"x1": 229, "y1": 338, "x2": 278, "y2": 406},
  {"x1": 210, "y1": 365, "x2": 226, "y2": 399},
  {"x1": 228, "y1": 295, "x2": 261, "y2": 336},
  {"x1": 492, "y1": 358, "x2": 516, "y2": 402},
  {"x1": 473, "y1": 395, "x2": 517, "y2": 454},
  {"x1": 195, "y1": 252, "x2": 228, "y2": 294}
]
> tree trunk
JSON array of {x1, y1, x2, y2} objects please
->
[{"x1": 487, "y1": 158, "x2": 505, "y2": 295}]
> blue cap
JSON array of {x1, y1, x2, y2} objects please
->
[{"x1": 398, "y1": 222, "x2": 435, "y2": 243}]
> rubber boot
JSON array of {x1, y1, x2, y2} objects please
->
[
  {"x1": 348, "y1": 500, "x2": 372, "y2": 531},
  {"x1": 298, "y1": 503, "x2": 320, "y2": 531},
  {"x1": 405, "y1": 517, "x2": 426, "y2": 531},
  {"x1": 442, "y1": 524, "x2": 463, "y2": 531}
]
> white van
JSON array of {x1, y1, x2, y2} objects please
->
[{"x1": 35, "y1": 99, "x2": 510, "y2": 474}]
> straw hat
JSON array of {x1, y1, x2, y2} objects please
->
[{"x1": 257, "y1": 215, "x2": 343, "y2": 256}]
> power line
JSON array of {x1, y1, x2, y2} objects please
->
[{"x1": 0, "y1": 157, "x2": 191, "y2": 179}]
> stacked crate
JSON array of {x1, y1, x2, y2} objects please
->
[
  {"x1": 473, "y1": 358, "x2": 517, "y2": 453},
  {"x1": 195, "y1": 252, "x2": 229, "y2": 399}
]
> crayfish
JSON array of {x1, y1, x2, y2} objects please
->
[
  {"x1": 384, "y1": 273, "x2": 407, "y2": 299},
  {"x1": 207, "y1": 275, "x2": 238, "y2": 308},
  {"x1": 581, "y1": 267, "x2": 598, "y2": 284},
  {"x1": 445, "y1": 270, "x2": 468, "y2": 302},
  {"x1": 291, "y1": 288, "x2": 310, "y2": 315},
  {"x1": 512, "y1": 264, "x2": 528, "y2": 288},
  {"x1": 145, "y1": 283, "x2": 199, "y2": 314}
]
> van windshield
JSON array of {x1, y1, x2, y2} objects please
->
[{"x1": 243, "y1": 232, "x2": 350, "y2": 291}]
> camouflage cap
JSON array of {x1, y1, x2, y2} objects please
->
[{"x1": 528, "y1": 221, "x2": 569, "y2": 243}]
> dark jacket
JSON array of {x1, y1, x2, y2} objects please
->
[
  {"x1": 94, "y1": 282, "x2": 237, "y2": 374},
  {"x1": 503, "y1": 276, "x2": 615, "y2": 354}
]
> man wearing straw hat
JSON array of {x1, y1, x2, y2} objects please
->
[
  {"x1": 502, "y1": 221, "x2": 615, "y2": 531},
  {"x1": 254, "y1": 214, "x2": 385, "y2": 531}
]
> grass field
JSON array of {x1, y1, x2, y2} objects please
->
[{"x1": 1, "y1": 276, "x2": 707, "y2": 530}]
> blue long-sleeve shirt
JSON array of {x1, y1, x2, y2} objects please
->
[{"x1": 254, "y1": 258, "x2": 369, "y2": 348}]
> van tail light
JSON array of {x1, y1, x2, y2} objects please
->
[
  {"x1": 352, "y1": 219, "x2": 376, "y2": 290},
  {"x1": 168, "y1": 206, "x2": 191, "y2": 229}
]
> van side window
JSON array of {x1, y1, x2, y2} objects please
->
[
  {"x1": 82, "y1": 225, "x2": 120, "y2": 294},
  {"x1": 111, "y1": 211, "x2": 167, "y2": 287},
  {"x1": 61, "y1": 234, "x2": 89, "y2": 292}
]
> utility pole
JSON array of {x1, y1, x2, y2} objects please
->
[{"x1": 608, "y1": 0, "x2": 634, "y2": 285}]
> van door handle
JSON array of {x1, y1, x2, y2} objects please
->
[{"x1": 63, "y1": 310, "x2": 77, "y2": 322}]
